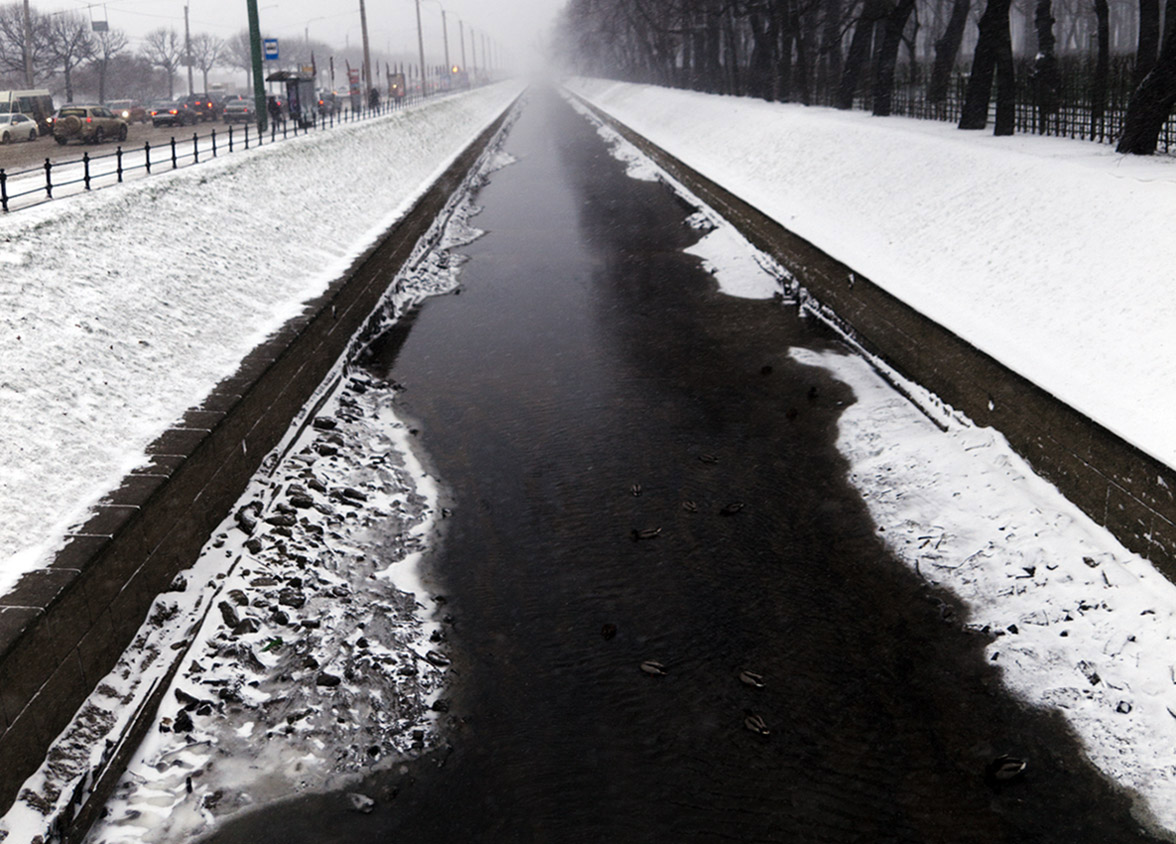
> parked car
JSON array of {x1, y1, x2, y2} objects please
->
[
  {"x1": 108, "y1": 99, "x2": 147, "y2": 123},
  {"x1": 150, "y1": 100, "x2": 198, "y2": 127},
  {"x1": 0, "y1": 112, "x2": 39, "y2": 143},
  {"x1": 50, "y1": 105, "x2": 127, "y2": 145},
  {"x1": 178, "y1": 93, "x2": 221, "y2": 122},
  {"x1": 221, "y1": 99, "x2": 256, "y2": 124}
]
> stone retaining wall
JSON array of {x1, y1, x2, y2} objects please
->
[
  {"x1": 574, "y1": 95, "x2": 1176, "y2": 579},
  {"x1": 0, "y1": 100, "x2": 517, "y2": 819}
]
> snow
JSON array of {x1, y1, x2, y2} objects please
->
[
  {"x1": 1, "y1": 139, "x2": 510, "y2": 844},
  {"x1": 581, "y1": 90, "x2": 1176, "y2": 837},
  {"x1": 566, "y1": 77, "x2": 1176, "y2": 472},
  {"x1": 0, "y1": 81, "x2": 524, "y2": 596}
]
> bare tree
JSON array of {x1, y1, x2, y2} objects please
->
[
  {"x1": 224, "y1": 29, "x2": 254, "y2": 89},
  {"x1": 1118, "y1": 0, "x2": 1176, "y2": 152},
  {"x1": 44, "y1": 11, "x2": 93, "y2": 102},
  {"x1": 141, "y1": 27, "x2": 183, "y2": 99},
  {"x1": 89, "y1": 27, "x2": 128, "y2": 103},
  {"x1": 190, "y1": 32, "x2": 223, "y2": 92},
  {"x1": 0, "y1": 2, "x2": 48, "y2": 84}
]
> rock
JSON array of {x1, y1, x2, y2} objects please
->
[
  {"x1": 425, "y1": 650, "x2": 451, "y2": 667},
  {"x1": 234, "y1": 618, "x2": 261, "y2": 635},
  {"x1": 314, "y1": 443, "x2": 338, "y2": 457},
  {"x1": 431, "y1": 699, "x2": 450, "y2": 713},
  {"x1": 250, "y1": 576, "x2": 279, "y2": 587},
  {"x1": 316, "y1": 672, "x2": 342, "y2": 687},
  {"x1": 244, "y1": 538, "x2": 263, "y2": 554},
  {"x1": 218, "y1": 600, "x2": 241, "y2": 629},
  {"x1": 173, "y1": 710, "x2": 194, "y2": 733},
  {"x1": 290, "y1": 495, "x2": 315, "y2": 509},
  {"x1": 266, "y1": 513, "x2": 297, "y2": 528},
  {"x1": 235, "y1": 503, "x2": 260, "y2": 535},
  {"x1": 227, "y1": 589, "x2": 249, "y2": 606},
  {"x1": 601, "y1": 623, "x2": 617, "y2": 640},
  {"x1": 342, "y1": 487, "x2": 367, "y2": 502},
  {"x1": 278, "y1": 588, "x2": 306, "y2": 609},
  {"x1": 719, "y1": 502, "x2": 744, "y2": 516},
  {"x1": 312, "y1": 416, "x2": 337, "y2": 431},
  {"x1": 346, "y1": 792, "x2": 376, "y2": 814},
  {"x1": 167, "y1": 574, "x2": 188, "y2": 593}
]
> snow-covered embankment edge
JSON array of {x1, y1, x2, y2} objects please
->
[
  {"x1": 0, "y1": 102, "x2": 522, "y2": 844},
  {"x1": 0, "y1": 80, "x2": 525, "y2": 596},
  {"x1": 576, "y1": 90, "x2": 1176, "y2": 840}
]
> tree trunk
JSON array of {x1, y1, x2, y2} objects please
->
[
  {"x1": 1118, "y1": 0, "x2": 1176, "y2": 152},
  {"x1": 1032, "y1": 0, "x2": 1060, "y2": 132},
  {"x1": 820, "y1": 0, "x2": 844, "y2": 100},
  {"x1": 790, "y1": 0, "x2": 814, "y2": 103},
  {"x1": 747, "y1": 11, "x2": 775, "y2": 99},
  {"x1": 837, "y1": 0, "x2": 887, "y2": 108},
  {"x1": 928, "y1": 0, "x2": 971, "y2": 102},
  {"x1": 872, "y1": 0, "x2": 916, "y2": 115},
  {"x1": 994, "y1": 17, "x2": 1015, "y2": 134},
  {"x1": 958, "y1": 0, "x2": 1013, "y2": 129},
  {"x1": 1092, "y1": 0, "x2": 1110, "y2": 135},
  {"x1": 1135, "y1": 0, "x2": 1159, "y2": 86}
]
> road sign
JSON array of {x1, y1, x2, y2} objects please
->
[{"x1": 263, "y1": 38, "x2": 279, "y2": 60}]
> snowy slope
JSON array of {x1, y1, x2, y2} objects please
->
[
  {"x1": 566, "y1": 77, "x2": 1176, "y2": 474},
  {"x1": 0, "y1": 81, "x2": 523, "y2": 596}
]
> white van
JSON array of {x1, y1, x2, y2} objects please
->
[{"x1": 0, "y1": 90, "x2": 55, "y2": 133}]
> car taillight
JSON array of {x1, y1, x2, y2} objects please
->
[
  {"x1": 169, "y1": 109, "x2": 177, "y2": 115},
  {"x1": 86, "y1": 117, "x2": 91, "y2": 122}
]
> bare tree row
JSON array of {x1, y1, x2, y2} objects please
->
[
  {"x1": 555, "y1": 0, "x2": 1176, "y2": 153},
  {"x1": 0, "y1": 4, "x2": 229, "y2": 103}
]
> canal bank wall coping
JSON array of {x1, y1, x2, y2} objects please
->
[
  {"x1": 0, "y1": 98, "x2": 518, "y2": 825},
  {"x1": 570, "y1": 93, "x2": 1176, "y2": 584}
]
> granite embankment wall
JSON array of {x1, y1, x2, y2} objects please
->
[
  {"x1": 574, "y1": 95, "x2": 1176, "y2": 579},
  {"x1": 0, "y1": 100, "x2": 516, "y2": 819}
]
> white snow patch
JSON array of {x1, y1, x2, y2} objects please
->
[{"x1": 792, "y1": 344, "x2": 1176, "y2": 837}]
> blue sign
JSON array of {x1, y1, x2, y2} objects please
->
[{"x1": 263, "y1": 38, "x2": 278, "y2": 60}]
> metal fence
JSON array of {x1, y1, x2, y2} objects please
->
[
  {"x1": 813, "y1": 55, "x2": 1176, "y2": 153},
  {"x1": 0, "y1": 94, "x2": 425, "y2": 214}
]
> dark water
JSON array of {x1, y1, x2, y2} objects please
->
[{"x1": 209, "y1": 90, "x2": 1157, "y2": 843}]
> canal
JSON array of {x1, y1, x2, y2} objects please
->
[{"x1": 207, "y1": 88, "x2": 1155, "y2": 844}]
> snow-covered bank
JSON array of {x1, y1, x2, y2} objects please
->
[
  {"x1": 0, "y1": 80, "x2": 524, "y2": 596},
  {"x1": 583, "y1": 94, "x2": 1176, "y2": 838},
  {"x1": 566, "y1": 78, "x2": 1176, "y2": 475},
  {"x1": 0, "y1": 130, "x2": 515, "y2": 844}
]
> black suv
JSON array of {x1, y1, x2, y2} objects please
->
[{"x1": 178, "y1": 93, "x2": 221, "y2": 122}]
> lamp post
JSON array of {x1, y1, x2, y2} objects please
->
[
  {"x1": 246, "y1": 0, "x2": 267, "y2": 132},
  {"x1": 458, "y1": 19, "x2": 467, "y2": 88},
  {"x1": 440, "y1": 8, "x2": 450, "y2": 90},
  {"x1": 359, "y1": 0, "x2": 372, "y2": 104},
  {"x1": 413, "y1": 0, "x2": 427, "y2": 96}
]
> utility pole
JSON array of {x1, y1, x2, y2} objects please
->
[
  {"x1": 246, "y1": 0, "x2": 266, "y2": 132},
  {"x1": 184, "y1": 5, "x2": 195, "y2": 94},
  {"x1": 358, "y1": 0, "x2": 372, "y2": 104},
  {"x1": 440, "y1": 8, "x2": 450, "y2": 85},
  {"x1": 21, "y1": 0, "x2": 33, "y2": 87},
  {"x1": 413, "y1": 0, "x2": 426, "y2": 96},
  {"x1": 458, "y1": 20, "x2": 467, "y2": 88},
  {"x1": 184, "y1": 5, "x2": 194, "y2": 94}
]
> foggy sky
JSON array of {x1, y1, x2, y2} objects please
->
[{"x1": 34, "y1": 0, "x2": 566, "y2": 76}]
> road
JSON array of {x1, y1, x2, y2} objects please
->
[{"x1": 203, "y1": 88, "x2": 1159, "y2": 843}]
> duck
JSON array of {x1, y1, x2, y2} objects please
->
[
  {"x1": 985, "y1": 755, "x2": 1027, "y2": 784},
  {"x1": 739, "y1": 669, "x2": 765, "y2": 688},
  {"x1": 744, "y1": 713, "x2": 770, "y2": 735},
  {"x1": 631, "y1": 483, "x2": 642, "y2": 497},
  {"x1": 719, "y1": 502, "x2": 744, "y2": 516},
  {"x1": 631, "y1": 527, "x2": 662, "y2": 541},
  {"x1": 681, "y1": 500, "x2": 698, "y2": 513},
  {"x1": 640, "y1": 660, "x2": 667, "y2": 676}
]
